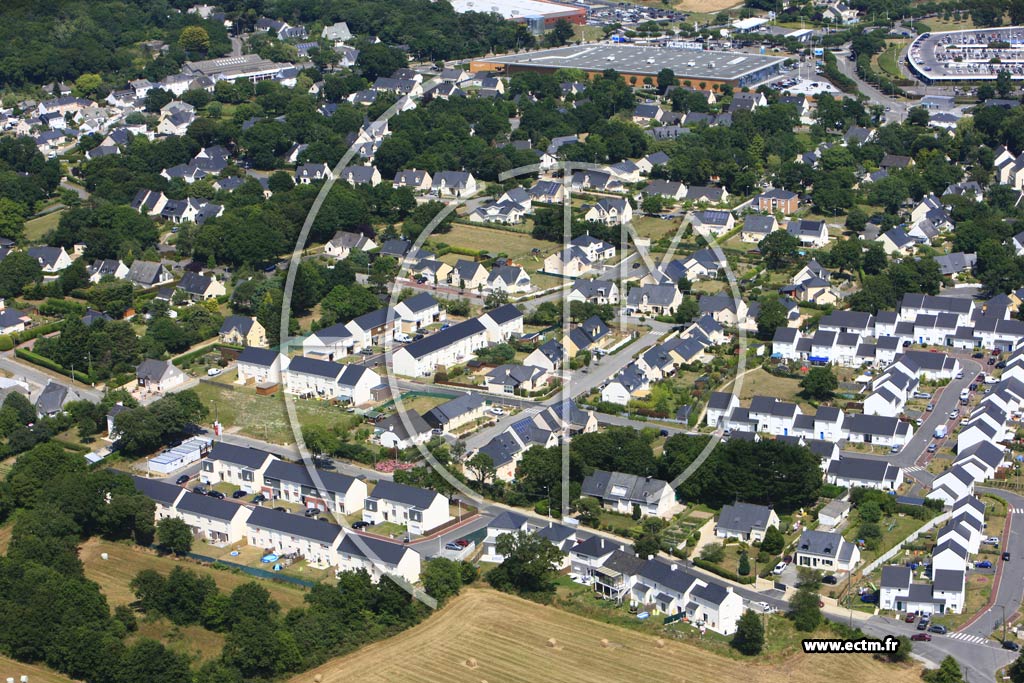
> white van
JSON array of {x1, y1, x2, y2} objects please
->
[{"x1": 394, "y1": 332, "x2": 412, "y2": 343}]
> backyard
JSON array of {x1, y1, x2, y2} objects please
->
[
  {"x1": 23, "y1": 208, "x2": 64, "y2": 241},
  {"x1": 192, "y1": 379, "x2": 365, "y2": 445}
]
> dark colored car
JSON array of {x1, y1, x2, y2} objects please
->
[
  {"x1": 192, "y1": 485, "x2": 207, "y2": 495},
  {"x1": 304, "y1": 508, "x2": 322, "y2": 517},
  {"x1": 352, "y1": 521, "x2": 371, "y2": 530},
  {"x1": 911, "y1": 633, "x2": 932, "y2": 641},
  {"x1": 822, "y1": 575, "x2": 838, "y2": 585},
  {"x1": 972, "y1": 352, "x2": 985, "y2": 359},
  {"x1": 988, "y1": 357, "x2": 997, "y2": 365},
  {"x1": 252, "y1": 493, "x2": 267, "y2": 503},
  {"x1": 313, "y1": 457, "x2": 336, "y2": 470},
  {"x1": 659, "y1": 429, "x2": 669, "y2": 437},
  {"x1": 273, "y1": 506, "x2": 287, "y2": 512},
  {"x1": 916, "y1": 621, "x2": 928, "y2": 631},
  {"x1": 176, "y1": 474, "x2": 191, "y2": 485},
  {"x1": 1004, "y1": 551, "x2": 1011, "y2": 561},
  {"x1": 928, "y1": 624, "x2": 948, "y2": 634},
  {"x1": 413, "y1": 333, "x2": 425, "y2": 341},
  {"x1": 231, "y1": 489, "x2": 247, "y2": 499},
  {"x1": 206, "y1": 490, "x2": 225, "y2": 500},
  {"x1": 1003, "y1": 640, "x2": 1021, "y2": 651}
]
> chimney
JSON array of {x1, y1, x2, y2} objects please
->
[
  {"x1": 671, "y1": 563, "x2": 677, "y2": 571},
  {"x1": 648, "y1": 554, "x2": 654, "y2": 560},
  {"x1": 600, "y1": 538, "x2": 605, "y2": 549}
]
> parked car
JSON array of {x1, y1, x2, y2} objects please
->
[
  {"x1": 444, "y1": 542, "x2": 462, "y2": 551},
  {"x1": 822, "y1": 575, "x2": 838, "y2": 585},
  {"x1": 352, "y1": 520, "x2": 372, "y2": 530},
  {"x1": 231, "y1": 489, "x2": 247, "y2": 499},
  {"x1": 926, "y1": 402, "x2": 934, "y2": 412},
  {"x1": 1004, "y1": 551, "x2": 1011, "y2": 561},
  {"x1": 904, "y1": 613, "x2": 916, "y2": 623},
  {"x1": 911, "y1": 633, "x2": 932, "y2": 641},
  {"x1": 916, "y1": 620, "x2": 929, "y2": 631},
  {"x1": 948, "y1": 410, "x2": 959, "y2": 420},
  {"x1": 772, "y1": 561, "x2": 788, "y2": 575},
  {"x1": 973, "y1": 351, "x2": 986, "y2": 358},
  {"x1": 192, "y1": 485, "x2": 207, "y2": 495},
  {"x1": 913, "y1": 391, "x2": 932, "y2": 399},
  {"x1": 207, "y1": 490, "x2": 225, "y2": 500},
  {"x1": 928, "y1": 624, "x2": 948, "y2": 634},
  {"x1": 970, "y1": 383, "x2": 979, "y2": 391},
  {"x1": 984, "y1": 536, "x2": 1000, "y2": 545},
  {"x1": 927, "y1": 443, "x2": 937, "y2": 453},
  {"x1": 988, "y1": 357, "x2": 997, "y2": 365},
  {"x1": 489, "y1": 407, "x2": 505, "y2": 416},
  {"x1": 1003, "y1": 640, "x2": 1021, "y2": 651},
  {"x1": 975, "y1": 560, "x2": 993, "y2": 569},
  {"x1": 304, "y1": 508, "x2": 322, "y2": 517},
  {"x1": 454, "y1": 538, "x2": 470, "y2": 548},
  {"x1": 955, "y1": 371, "x2": 964, "y2": 379},
  {"x1": 207, "y1": 367, "x2": 222, "y2": 376},
  {"x1": 176, "y1": 474, "x2": 191, "y2": 485},
  {"x1": 252, "y1": 493, "x2": 267, "y2": 503},
  {"x1": 312, "y1": 457, "x2": 336, "y2": 470},
  {"x1": 273, "y1": 506, "x2": 288, "y2": 512}
]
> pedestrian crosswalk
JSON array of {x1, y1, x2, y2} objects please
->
[
  {"x1": 1010, "y1": 507, "x2": 1024, "y2": 514},
  {"x1": 903, "y1": 466, "x2": 925, "y2": 474},
  {"x1": 948, "y1": 632, "x2": 990, "y2": 645}
]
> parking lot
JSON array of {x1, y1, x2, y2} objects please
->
[{"x1": 911, "y1": 27, "x2": 1024, "y2": 80}]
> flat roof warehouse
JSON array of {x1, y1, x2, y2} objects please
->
[{"x1": 473, "y1": 44, "x2": 787, "y2": 88}]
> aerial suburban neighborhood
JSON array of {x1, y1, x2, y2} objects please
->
[{"x1": 6, "y1": 1, "x2": 1024, "y2": 682}]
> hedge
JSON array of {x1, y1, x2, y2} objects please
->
[
  {"x1": 692, "y1": 558, "x2": 756, "y2": 585},
  {"x1": 12, "y1": 319, "x2": 64, "y2": 344},
  {"x1": 15, "y1": 348, "x2": 94, "y2": 384},
  {"x1": 170, "y1": 343, "x2": 240, "y2": 368}
]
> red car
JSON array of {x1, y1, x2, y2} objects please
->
[
  {"x1": 911, "y1": 633, "x2": 932, "y2": 642},
  {"x1": 454, "y1": 539, "x2": 470, "y2": 548},
  {"x1": 905, "y1": 614, "x2": 917, "y2": 623}
]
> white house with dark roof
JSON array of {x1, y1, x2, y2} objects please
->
[
  {"x1": 927, "y1": 465, "x2": 975, "y2": 506},
  {"x1": 583, "y1": 198, "x2": 632, "y2": 226},
  {"x1": 794, "y1": 529, "x2": 860, "y2": 572},
  {"x1": 335, "y1": 532, "x2": 422, "y2": 584},
  {"x1": 28, "y1": 246, "x2": 72, "y2": 273},
  {"x1": 826, "y1": 455, "x2": 903, "y2": 490},
  {"x1": 261, "y1": 459, "x2": 367, "y2": 515},
  {"x1": 200, "y1": 442, "x2": 276, "y2": 491},
  {"x1": 423, "y1": 393, "x2": 488, "y2": 433},
  {"x1": 393, "y1": 292, "x2": 444, "y2": 332},
  {"x1": 393, "y1": 169, "x2": 432, "y2": 192},
  {"x1": 715, "y1": 502, "x2": 780, "y2": 542},
  {"x1": 390, "y1": 318, "x2": 490, "y2": 377},
  {"x1": 295, "y1": 162, "x2": 333, "y2": 184},
  {"x1": 302, "y1": 322, "x2": 355, "y2": 361},
  {"x1": 133, "y1": 476, "x2": 186, "y2": 520},
  {"x1": 362, "y1": 480, "x2": 450, "y2": 535},
  {"x1": 706, "y1": 392, "x2": 739, "y2": 428},
  {"x1": 246, "y1": 506, "x2": 342, "y2": 568},
  {"x1": 136, "y1": 359, "x2": 187, "y2": 393},
  {"x1": 842, "y1": 414, "x2": 913, "y2": 447},
  {"x1": 581, "y1": 469, "x2": 676, "y2": 518},
  {"x1": 236, "y1": 347, "x2": 289, "y2": 385},
  {"x1": 931, "y1": 538, "x2": 969, "y2": 573},
  {"x1": 786, "y1": 219, "x2": 829, "y2": 247},
  {"x1": 324, "y1": 230, "x2": 376, "y2": 259},
  {"x1": 283, "y1": 356, "x2": 380, "y2": 405},
  {"x1": 173, "y1": 491, "x2": 253, "y2": 544},
  {"x1": 374, "y1": 410, "x2": 433, "y2": 449}
]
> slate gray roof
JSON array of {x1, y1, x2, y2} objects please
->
[
  {"x1": 208, "y1": 441, "x2": 273, "y2": 469},
  {"x1": 717, "y1": 502, "x2": 774, "y2": 534},
  {"x1": 423, "y1": 393, "x2": 486, "y2": 428},
  {"x1": 132, "y1": 475, "x2": 185, "y2": 507},
  {"x1": 827, "y1": 455, "x2": 900, "y2": 484},
  {"x1": 796, "y1": 529, "x2": 853, "y2": 561},
  {"x1": 880, "y1": 564, "x2": 912, "y2": 589},
  {"x1": 932, "y1": 569, "x2": 965, "y2": 592},
  {"x1": 175, "y1": 491, "x2": 246, "y2": 521},
  {"x1": 335, "y1": 532, "x2": 414, "y2": 566},
  {"x1": 236, "y1": 346, "x2": 279, "y2": 367},
  {"x1": 247, "y1": 506, "x2": 343, "y2": 544},
  {"x1": 126, "y1": 260, "x2": 166, "y2": 287},
  {"x1": 581, "y1": 469, "x2": 671, "y2": 506},
  {"x1": 367, "y1": 480, "x2": 442, "y2": 509}
]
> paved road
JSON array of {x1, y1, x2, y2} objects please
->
[
  {"x1": 0, "y1": 351, "x2": 103, "y2": 402},
  {"x1": 59, "y1": 179, "x2": 90, "y2": 201},
  {"x1": 966, "y1": 487, "x2": 1024, "y2": 641},
  {"x1": 832, "y1": 46, "x2": 911, "y2": 123}
]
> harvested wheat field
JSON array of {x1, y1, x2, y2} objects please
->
[{"x1": 292, "y1": 589, "x2": 922, "y2": 683}]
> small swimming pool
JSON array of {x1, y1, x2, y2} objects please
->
[{"x1": 261, "y1": 554, "x2": 279, "y2": 563}]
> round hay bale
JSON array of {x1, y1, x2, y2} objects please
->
[
  {"x1": 466, "y1": 658, "x2": 478, "y2": 669},
  {"x1": 600, "y1": 638, "x2": 610, "y2": 648},
  {"x1": 314, "y1": 675, "x2": 323, "y2": 683},
  {"x1": 547, "y1": 638, "x2": 558, "y2": 648},
  {"x1": 655, "y1": 638, "x2": 666, "y2": 649}
]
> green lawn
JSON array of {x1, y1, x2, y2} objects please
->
[
  {"x1": 843, "y1": 512, "x2": 930, "y2": 567},
  {"x1": 24, "y1": 208, "x2": 64, "y2": 242},
  {"x1": 192, "y1": 381, "x2": 365, "y2": 445},
  {"x1": 876, "y1": 41, "x2": 909, "y2": 80},
  {"x1": 722, "y1": 367, "x2": 810, "y2": 411}
]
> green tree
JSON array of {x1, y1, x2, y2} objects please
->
[
  {"x1": 369, "y1": 255, "x2": 400, "y2": 295},
  {"x1": 657, "y1": 68, "x2": 676, "y2": 94},
  {"x1": 845, "y1": 205, "x2": 867, "y2": 233},
  {"x1": 790, "y1": 585, "x2": 822, "y2": 631},
  {"x1": 674, "y1": 296, "x2": 699, "y2": 324},
  {"x1": 862, "y1": 241, "x2": 888, "y2": 275},
  {"x1": 422, "y1": 558, "x2": 464, "y2": 604},
  {"x1": 156, "y1": 517, "x2": 193, "y2": 555},
  {"x1": 74, "y1": 73, "x2": 104, "y2": 97},
  {"x1": 464, "y1": 451, "x2": 497, "y2": 483},
  {"x1": 118, "y1": 638, "x2": 193, "y2": 683},
  {"x1": 758, "y1": 230, "x2": 800, "y2": 270},
  {"x1": 859, "y1": 500, "x2": 882, "y2": 524},
  {"x1": 760, "y1": 524, "x2": 785, "y2": 555},
  {"x1": 1008, "y1": 651, "x2": 1024, "y2": 683},
  {"x1": 545, "y1": 18, "x2": 575, "y2": 47},
  {"x1": 755, "y1": 296, "x2": 788, "y2": 341},
  {"x1": 732, "y1": 609, "x2": 765, "y2": 655},
  {"x1": 738, "y1": 550, "x2": 751, "y2": 576},
  {"x1": 924, "y1": 656, "x2": 964, "y2": 683},
  {"x1": 179, "y1": 26, "x2": 211, "y2": 53},
  {"x1": 800, "y1": 366, "x2": 838, "y2": 401},
  {"x1": 0, "y1": 197, "x2": 27, "y2": 240},
  {"x1": 829, "y1": 239, "x2": 862, "y2": 274},
  {"x1": 700, "y1": 542, "x2": 726, "y2": 563},
  {"x1": 487, "y1": 530, "x2": 565, "y2": 600},
  {"x1": 633, "y1": 517, "x2": 667, "y2": 559}
]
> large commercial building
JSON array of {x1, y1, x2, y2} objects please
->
[
  {"x1": 471, "y1": 44, "x2": 786, "y2": 89},
  {"x1": 450, "y1": 0, "x2": 586, "y2": 34},
  {"x1": 182, "y1": 54, "x2": 295, "y2": 83}
]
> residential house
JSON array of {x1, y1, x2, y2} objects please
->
[
  {"x1": 173, "y1": 492, "x2": 252, "y2": 544},
  {"x1": 245, "y1": 507, "x2": 341, "y2": 568},
  {"x1": 580, "y1": 470, "x2": 676, "y2": 518},
  {"x1": 177, "y1": 272, "x2": 226, "y2": 301},
  {"x1": 261, "y1": 459, "x2": 367, "y2": 515},
  {"x1": 126, "y1": 260, "x2": 172, "y2": 288},
  {"x1": 335, "y1": 532, "x2": 422, "y2": 584},
  {"x1": 375, "y1": 410, "x2": 433, "y2": 449},
  {"x1": 786, "y1": 219, "x2": 829, "y2": 248},
  {"x1": 28, "y1": 246, "x2": 72, "y2": 274},
  {"x1": 136, "y1": 359, "x2": 188, "y2": 393},
  {"x1": 236, "y1": 347, "x2": 289, "y2": 385},
  {"x1": 794, "y1": 529, "x2": 861, "y2": 572},
  {"x1": 219, "y1": 315, "x2": 267, "y2": 347},
  {"x1": 715, "y1": 502, "x2": 780, "y2": 542},
  {"x1": 583, "y1": 198, "x2": 632, "y2": 226},
  {"x1": 826, "y1": 455, "x2": 904, "y2": 491},
  {"x1": 199, "y1": 442, "x2": 276, "y2": 491},
  {"x1": 757, "y1": 188, "x2": 800, "y2": 214},
  {"x1": 362, "y1": 480, "x2": 451, "y2": 535}
]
